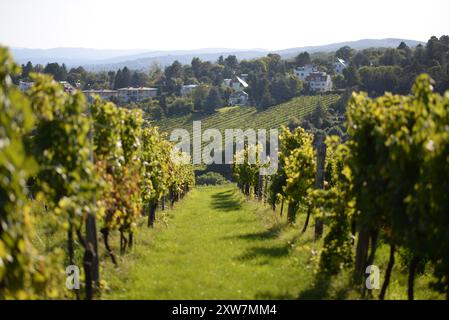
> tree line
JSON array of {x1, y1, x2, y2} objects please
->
[
  {"x1": 332, "y1": 36, "x2": 449, "y2": 95},
  {"x1": 17, "y1": 62, "x2": 151, "y2": 91},
  {"x1": 12, "y1": 35, "x2": 449, "y2": 119}
]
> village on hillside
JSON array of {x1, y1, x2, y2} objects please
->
[{"x1": 18, "y1": 58, "x2": 348, "y2": 107}]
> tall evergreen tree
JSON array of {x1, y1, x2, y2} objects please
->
[
  {"x1": 259, "y1": 88, "x2": 274, "y2": 110},
  {"x1": 294, "y1": 52, "x2": 311, "y2": 67},
  {"x1": 121, "y1": 67, "x2": 131, "y2": 88},
  {"x1": 21, "y1": 61, "x2": 33, "y2": 80},
  {"x1": 44, "y1": 63, "x2": 63, "y2": 81},
  {"x1": 204, "y1": 87, "x2": 223, "y2": 114},
  {"x1": 114, "y1": 69, "x2": 122, "y2": 89},
  {"x1": 59, "y1": 63, "x2": 68, "y2": 81}
]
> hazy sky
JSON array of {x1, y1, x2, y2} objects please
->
[{"x1": 1, "y1": 0, "x2": 448, "y2": 50}]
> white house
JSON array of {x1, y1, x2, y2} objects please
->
[
  {"x1": 117, "y1": 87, "x2": 158, "y2": 102},
  {"x1": 19, "y1": 81, "x2": 34, "y2": 92},
  {"x1": 83, "y1": 89, "x2": 118, "y2": 102},
  {"x1": 293, "y1": 64, "x2": 317, "y2": 81},
  {"x1": 229, "y1": 91, "x2": 249, "y2": 106},
  {"x1": 180, "y1": 84, "x2": 198, "y2": 96},
  {"x1": 306, "y1": 72, "x2": 333, "y2": 92},
  {"x1": 240, "y1": 73, "x2": 249, "y2": 82},
  {"x1": 222, "y1": 78, "x2": 232, "y2": 88},
  {"x1": 334, "y1": 58, "x2": 348, "y2": 74},
  {"x1": 60, "y1": 81, "x2": 76, "y2": 93},
  {"x1": 222, "y1": 76, "x2": 248, "y2": 92}
]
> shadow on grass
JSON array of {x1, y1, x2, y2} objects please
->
[
  {"x1": 296, "y1": 272, "x2": 353, "y2": 299},
  {"x1": 254, "y1": 266, "x2": 339, "y2": 300},
  {"x1": 297, "y1": 274, "x2": 333, "y2": 300},
  {"x1": 222, "y1": 224, "x2": 285, "y2": 242},
  {"x1": 237, "y1": 244, "x2": 290, "y2": 262},
  {"x1": 210, "y1": 190, "x2": 242, "y2": 212},
  {"x1": 255, "y1": 291, "x2": 298, "y2": 299}
]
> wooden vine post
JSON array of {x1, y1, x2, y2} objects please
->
[
  {"x1": 86, "y1": 109, "x2": 100, "y2": 296},
  {"x1": 314, "y1": 136, "x2": 326, "y2": 240}
]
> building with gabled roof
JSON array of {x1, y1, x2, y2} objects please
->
[
  {"x1": 19, "y1": 81, "x2": 34, "y2": 92},
  {"x1": 117, "y1": 87, "x2": 158, "y2": 102},
  {"x1": 83, "y1": 89, "x2": 118, "y2": 102},
  {"x1": 335, "y1": 58, "x2": 348, "y2": 74},
  {"x1": 180, "y1": 84, "x2": 198, "y2": 96},
  {"x1": 222, "y1": 75, "x2": 248, "y2": 92},
  {"x1": 229, "y1": 91, "x2": 249, "y2": 106},
  {"x1": 306, "y1": 72, "x2": 333, "y2": 92},
  {"x1": 294, "y1": 64, "x2": 318, "y2": 81}
]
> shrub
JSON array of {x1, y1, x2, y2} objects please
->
[
  {"x1": 167, "y1": 97, "x2": 194, "y2": 116},
  {"x1": 196, "y1": 172, "x2": 228, "y2": 185}
]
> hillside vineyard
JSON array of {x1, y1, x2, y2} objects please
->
[{"x1": 2, "y1": 35, "x2": 449, "y2": 301}]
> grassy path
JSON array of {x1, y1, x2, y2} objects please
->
[
  {"x1": 102, "y1": 184, "x2": 444, "y2": 300},
  {"x1": 103, "y1": 185, "x2": 313, "y2": 299}
]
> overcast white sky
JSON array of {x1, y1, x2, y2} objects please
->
[{"x1": 0, "y1": 0, "x2": 448, "y2": 50}]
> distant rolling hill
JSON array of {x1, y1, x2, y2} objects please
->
[
  {"x1": 85, "y1": 50, "x2": 269, "y2": 72},
  {"x1": 10, "y1": 38, "x2": 425, "y2": 71},
  {"x1": 10, "y1": 47, "x2": 266, "y2": 69},
  {"x1": 276, "y1": 38, "x2": 425, "y2": 58},
  {"x1": 10, "y1": 47, "x2": 150, "y2": 66}
]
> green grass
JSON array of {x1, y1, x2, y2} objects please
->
[
  {"x1": 101, "y1": 184, "x2": 443, "y2": 300},
  {"x1": 102, "y1": 185, "x2": 313, "y2": 299}
]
